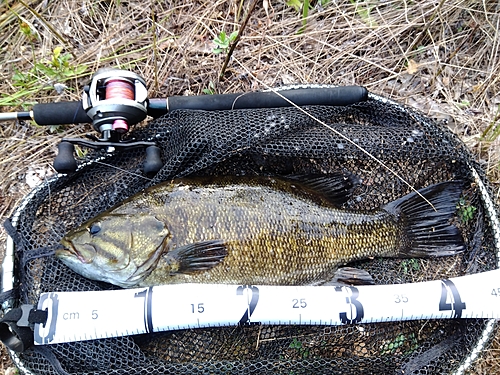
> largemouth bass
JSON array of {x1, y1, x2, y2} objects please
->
[{"x1": 57, "y1": 176, "x2": 465, "y2": 288}]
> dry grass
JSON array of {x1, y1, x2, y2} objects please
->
[{"x1": 1, "y1": 0, "x2": 499, "y2": 373}]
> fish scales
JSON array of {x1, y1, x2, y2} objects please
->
[
  {"x1": 142, "y1": 183, "x2": 400, "y2": 285},
  {"x1": 57, "y1": 177, "x2": 465, "y2": 288}
]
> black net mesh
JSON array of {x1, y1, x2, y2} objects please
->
[{"x1": 5, "y1": 93, "x2": 499, "y2": 374}]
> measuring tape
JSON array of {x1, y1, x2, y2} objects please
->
[{"x1": 33, "y1": 269, "x2": 500, "y2": 345}]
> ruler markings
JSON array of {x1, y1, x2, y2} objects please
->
[{"x1": 33, "y1": 269, "x2": 500, "y2": 345}]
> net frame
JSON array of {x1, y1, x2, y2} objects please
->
[{"x1": 2, "y1": 90, "x2": 499, "y2": 375}]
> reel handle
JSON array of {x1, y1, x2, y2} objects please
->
[
  {"x1": 53, "y1": 142, "x2": 78, "y2": 174},
  {"x1": 53, "y1": 140, "x2": 164, "y2": 175},
  {"x1": 144, "y1": 146, "x2": 163, "y2": 176}
]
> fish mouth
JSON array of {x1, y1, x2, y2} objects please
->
[{"x1": 57, "y1": 241, "x2": 92, "y2": 264}]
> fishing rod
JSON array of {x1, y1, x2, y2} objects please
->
[{"x1": 0, "y1": 68, "x2": 368, "y2": 175}]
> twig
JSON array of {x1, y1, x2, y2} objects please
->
[
  {"x1": 404, "y1": 0, "x2": 446, "y2": 59},
  {"x1": 151, "y1": 2, "x2": 160, "y2": 94},
  {"x1": 219, "y1": 0, "x2": 259, "y2": 80},
  {"x1": 432, "y1": 24, "x2": 479, "y2": 84},
  {"x1": 18, "y1": 0, "x2": 72, "y2": 54}
]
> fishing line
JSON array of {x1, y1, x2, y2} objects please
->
[
  {"x1": 232, "y1": 56, "x2": 437, "y2": 210},
  {"x1": 93, "y1": 161, "x2": 154, "y2": 181}
]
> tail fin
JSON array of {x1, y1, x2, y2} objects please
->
[{"x1": 384, "y1": 181, "x2": 465, "y2": 257}]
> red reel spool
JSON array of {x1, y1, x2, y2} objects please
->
[{"x1": 105, "y1": 79, "x2": 135, "y2": 133}]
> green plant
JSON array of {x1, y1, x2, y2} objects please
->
[
  {"x1": 289, "y1": 338, "x2": 309, "y2": 359},
  {"x1": 481, "y1": 103, "x2": 500, "y2": 143},
  {"x1": 287, "y1": 0, "x2": 309, "y2": 19},
  {"x1": 286, "y1": 0, "x2": 309, "y2": 32},
  {"x1": 39, "y1": 46, "x2": 86, "y2": 81},
  {"x1": 349, "y1": 0, "x2": 378, "y2": 28},
  {"x1": 401, "y1": 258, "x2": 420, "y2": 274},
  {"x1": 380, "y1": 333, "x2": 418, "y2": 355},
  {"x1": 286, "y1": 0, "x2": 331, "y2": 32},
  {"x1": 202, "y1": 81, "x2": 216, "y2": 95},
  {"x1": 18, "y1": 18, "x2": 39, "y2": 42},
  {"x1": 212, "y1": 30, "x2": 238, "y2": 55},
  {"x1": 456, "y1": 99, "x2": 471, "y2": 109},
  {"x1": 456, "y1": 197, "x2": 477, "y2": 223},
  {"x1": 1, "y1": 47, "x2": 87, "y2": 107},
  {"x1": 74, "y1": 145, "x2": 88, "y2": 158}
]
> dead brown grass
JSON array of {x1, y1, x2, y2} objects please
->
[{"x1": 1, "y1": 0, "x2": 499, "y2": 373}]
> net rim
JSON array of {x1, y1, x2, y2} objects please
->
[{"x1": 2, "y1": 91, "x2": 499, "y2": 375}]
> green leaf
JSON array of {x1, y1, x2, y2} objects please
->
[
  {"x1": 286, "y1": 0, "x2": 302, "y2": 12},
  {"x1": 74, "y1": 65, "x2": 88, "y2": 75},
  {"x1": 302, "y1": 0, "x2": 310, "y2": 25},
  {"x1": 12, "y1": 70, "x2": 27, "y2": 83},
  {"x1": 53, "y1": 46, "x2": 63, "y2": 59},
  {"x1": 203, "y1": 81, "x2": 216, "y2": 95},
  {"x1": 214, "y1": 30, "x2": 227, "y2": 47},
  {"x1": 349, "y1": 0, "x2": 378, "y2": 28},
  {"x1": 229, "y1": 30, "x2": 238, "y2": 42},
  {"x1": 214, "y1": 37, "x2": 229, "y2": 49},
  {"x1": 19, "y1": 21, "x2": 32, "y2": 36}
]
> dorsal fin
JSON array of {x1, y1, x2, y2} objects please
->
[{"x1": 286, "y1": 172, "x2": 359, "y2": 206}]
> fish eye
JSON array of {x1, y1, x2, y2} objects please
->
[{"x1": 88, "y1": 222, "x2": 101, "y2": 235}]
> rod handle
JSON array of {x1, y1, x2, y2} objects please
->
[{"x1": 33, "y1": 102, "x2": 91, "y2": 125}]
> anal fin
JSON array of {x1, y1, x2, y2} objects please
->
[{"x1": 324, "y1": 267, "x2": 375, "y2": 286}]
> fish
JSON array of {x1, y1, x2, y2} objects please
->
[{"x1": 56, "y1": 175, "x2": 465, "y2": 288}]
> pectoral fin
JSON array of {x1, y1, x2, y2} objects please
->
[{"x1": 163, "y1": 240, "x2": 228, "y2": 275}]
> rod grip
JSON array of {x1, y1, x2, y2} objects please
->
[
  {"x1": 32, "y1": 101, "x2": 91, "y2": 125},
  {"x1": 166, "y1": 86, "x2": 368, "y2": 112}
]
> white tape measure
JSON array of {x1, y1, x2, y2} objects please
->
[{"x1": 33, "y1": 269, "x2": 500, "y2": 345}]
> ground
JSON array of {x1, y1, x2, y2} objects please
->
[{"x1": 0, "y1": 0, "x2": 499, "y2": 373}]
